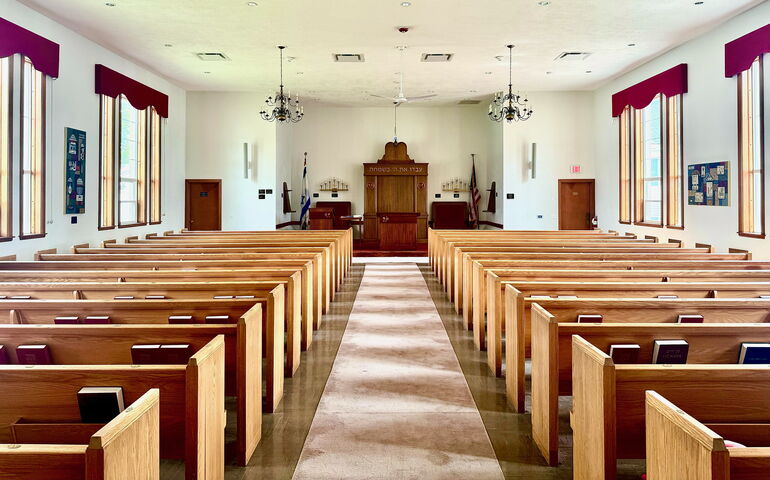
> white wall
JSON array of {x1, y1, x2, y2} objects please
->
[
  {"x1": 279, "y1": 102, "x2": 501, "y2": 225},
  {"x1": 503, "y1": 91, "x2": 596, "y2": 229},
  {"x1": 185, "y1": 92, "x2": 277, "y2": 230},
  {"x1": 593, "y1": 2, "x2": 770, "y2": 256},
  {"x1": 0, "y1": 0, "x2": 187, "y2": 260}
]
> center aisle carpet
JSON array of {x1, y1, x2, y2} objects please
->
[{"x1": 292, "y1": 263, "x2": 504, "y2": 479}]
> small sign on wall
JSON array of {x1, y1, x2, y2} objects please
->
[
  {"x1": 570, "y1": 165, "x2": 581, "y2": 174},
  {"x1": 65, "y1": 128, "x2": 86, "y2": 214}
]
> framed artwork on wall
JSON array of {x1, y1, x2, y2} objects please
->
[
  {"x1": 688, "y1": 161, "x2": 728, "y2": 206},
  {"x1": 65, "y1": 127, "x2": 86, "y2": 214}
]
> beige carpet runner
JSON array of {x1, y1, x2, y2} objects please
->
[{"x1": 293, "y1": 262, "x2": 504, "y2": 479}]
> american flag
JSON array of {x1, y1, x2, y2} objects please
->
[
  {"x1": 299, "y1": 152, "x2": 311, "y2": 230},
  {"x1": 469, "y1": 154, "x2": 481, "y2": 228}
]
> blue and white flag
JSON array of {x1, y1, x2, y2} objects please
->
[{"x1": 299, "y1": 152, "x2": 311, "y2": 230}]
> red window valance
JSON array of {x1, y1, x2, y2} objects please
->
[
  {"x1": 95, "y1": 64, "x2": 168, "y2": 118},
  {"x1": 725, "y1": 23, "x2": 770, "y2": 78},
  {"x1": 0, "y1": 17, "x2": 60, "y2": 78},
  {"x1": 611, "y1": 64, "x2": 688, "y2": 117}
]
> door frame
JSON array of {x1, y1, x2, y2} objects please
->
[
  {"x1": 557, "y1": 178, "x2": 595, "y2": 230},
  {"x1": 185, "y1": 179, "x2": 222, "y2": 230}
]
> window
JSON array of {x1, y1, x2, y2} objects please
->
[
  {"x1": 148, "y1": 107, "x2": 161, "y2": 224},
  {"x1": 118, "y1": 95, "x2": 146, "y2": 227},
  {"x1": 100, "y1": 95, "x2": 161, "y2": 228},
  {"x1": 666, "y1": 95, "x2": 683, "y2": 228},
  {"x1": 634, "y1": 94, "x2": 663, "y2": 225},
  {"x1": 0, "y1": 57, "x2": 11, "y2": 239},
  {"x1": 618, "y1": 106, "x2": 632, "y2": 223},
  {"x1": 738, "y1": 56, "x2": 764, "y2": 237},
  {"x1": 20, "y1": 57, "x2": 45, "y2": 238},
  {"x1": 99, "y1": 96, "x2": 115, "y2": 229}
]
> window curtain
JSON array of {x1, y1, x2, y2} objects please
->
[
  {"x1": 0, "y1": 17, "x2": 60, "y2": 78},
  {"x1": 725, "y1": 23, "x2": 770, "y2": 78},
  {"x1": 611, "y1": 64, "x2": 687, "y2": 117},
  {"x1": 95, "y1": 64, "x2": 168, "y2": 118}
]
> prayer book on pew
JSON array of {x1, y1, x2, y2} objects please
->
[
  {"x1": 131, "y1": 344, "x2": 161, "y2": 364},
  {"x1": 54, "y1": 316, "x2": 79, "y2": 324},
  {"x1": 205, "y1": 315, "x2": 230, "y2": 323},
  {"x1": 0, "y1": 345, "x2": 8, "y2": 364},
  {"x1": 77, "y1": 387, "x2": 125, "y2": 423},
  {"x1": 235, "y1": 295, "x2": 255, "y2": 299},
  {"x1": 145, "y1": 295, "x2": 166, "y2": 300},
  {"x1": 677, "y1": 314, "x2": 704, "y2": 324},
  {"x1": 214, "y1": 295, "x2": 234, "y2": 299},
  {"x1": 529, "y1": 295, "x2": 551, "y2": 300},
  {"x1": 168, "y1": 315, "x2": 195, "y2": 324},
  {"x1": 738, "y1": 343, "x2": 770, "y2": 364},
  {"x1": 609, "y1": 344, "x2": 640, "y2": 364},
  {"x1": 556, "y1": 295, "x2": 578, "y2": 299},
  {"x1": 16, "y1": 345, "x2": 52, "y2": 365},
  {"x1": 657, "y1": 295, "x2": 679, "y2": 299},
  {"x1": 113, "y1": 296, "x2": 134, "y2": 300},
  {"x1": 83, "y1": 316, "x2": 111, "y2": 324},
  {"x1": 9, "y1": 295, "x2": 31, "y2": 300},
  {"x1": 652, "y1": 340, "x2": 689, "y2": 364},
  {"x1": 577, "y1": 314, "x2": 603, "y2": 323},
  {"x1": 760, "y1": 296, "x2": 770, "y2": 299},
  {"x1": 160, "y1": 344, "x2": 193, "y2": 364}
]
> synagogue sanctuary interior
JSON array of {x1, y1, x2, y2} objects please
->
[{"x1": 0, "y1": 1, "x2": 769, "y2": 479}]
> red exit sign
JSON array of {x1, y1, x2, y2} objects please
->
[{"x1": 570, "y1": 165, "x2": 581, "y2": 174}]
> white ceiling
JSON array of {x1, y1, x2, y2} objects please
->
[{"x1": 19, "y1": 0, "x2": 766, "y2": 106}]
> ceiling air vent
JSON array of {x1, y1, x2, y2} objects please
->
[
  {"x1": 196, "y1": 52, "x2": 230, "y2": 61},
  {"x1": 554, "y1": 52, "x2": 592, "y2": 61},
  {"x1": 333, "y1": 53, "x2": 365, "y2": 63},
  {"x1": 421, "y1": 53, "x2": 453, "y2": 62},
  {"x1": 458, "y1": 100, "x2": 481, "y2": 105}
]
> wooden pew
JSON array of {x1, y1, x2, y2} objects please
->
[
  {"x1": 154, "y1": 229, "x2": 352, "y2": 286},
  {"x1": 444, "y1": 242, "x2": 688, "y2": 299},
  {"x1": 0, "y1": 279, "x2": 306, "y2": 375},
  {"x1": 0, "y1": 268, "x2": 313, "y2": 344},
  {"x1": 0, "y1": 260, "x2": 320, "y2": 332},
  {"x1": 507, "y1": 295, "x2": 770, "y2": 414},
  {"x1": 0, "y1": 298, "x2": 285, "y2": 413},
  {"x1": 0, "y1": 336, "x2": 225, "y2": 480},
  {"x1": 0, "y1": 317, "x2": 260, "y2": 466},
  {"x1": 33, "y1": 252, "x2": 330, "y2": 316},
  {"x1": 486, "y1": 279, "x2": 770, "y2": 377},
  {"x1": 646, "y1": 391, "x2": 770, "y2": 480},
  {"x1": 0, "y1": 389, "x2": 160, "y2": 480},
  {"x1": 531, "y1": 314, "x2": 770, "y2": 467},
  {"x1": 469, "y1": 258, "x2": 767, "y2": 349},
  {"x1": 571, "y1": 335, "x2": 770, "y2": 480},
  {"x1": 123, "y1": 235, "x2": 350, "y2": 290}
]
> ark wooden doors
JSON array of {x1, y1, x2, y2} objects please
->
[
  {"x1": 363, "y1": 142, "x2": 428, "y2": 248},
  {"x1": 185, "y1": 179, "x2": 222, "y2": 231},
  {"x1": 558, "y1": 179, "x2": 595, "y2": 230}
]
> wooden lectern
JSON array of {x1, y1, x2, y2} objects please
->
[
  {"x1": 363, "y1": 142, "x2": 428, "y2": 248},
  {"x1": 309, "y1": 207, "x2": 334, "y2": 230}
]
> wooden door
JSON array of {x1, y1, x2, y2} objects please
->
[
  {"x1": 558, "y1": 179, "x2": 595, "y2": 230},
  {"x1": 185, "y1": 179, "x2": 222, "y2": 231}
]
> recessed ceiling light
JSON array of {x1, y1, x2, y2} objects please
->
[
  {"x1": 105, "y1": 2, "x2": 116, "y2": 6},
  {"x1": 469, "y1": 90, "x2": 478, "y2": 93},
  {"x1": 204, "y1": 71, "x2": 211, "y2": 74},
  {"x1": 538, "y1": 1, "x2": 550, "y2": 5},
  {"x1": 164, "y1": 43, "x2": 173, "y2": 47},
  {"x1": 484, "y1": 71, "x2": 493, "y2": 75},
  {"x1": 694, "y1": 1, "x2": 704, "y2": 4},
  {"x1": 401, "y1": 1, "x2": 412, "y2": 6},
  {"x1": 546, "y1": 71, "x2": 552, "y2": 74},
  {"x1": 296, "y1": 72, "x2": 304, "y2": 75},
  {"x1": 585, "y1": 70, "x2": 592, "y2": 73},
  {"x1": 247, "y1": 1, "x2": 258, "y2": 6},
  {"x1": 627, "y1": 43, "x2": 636, "y2": 47}
]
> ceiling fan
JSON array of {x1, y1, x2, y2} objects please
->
[{"x1": 370, "y1": 46, "x2": 437, "y2": 105}]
